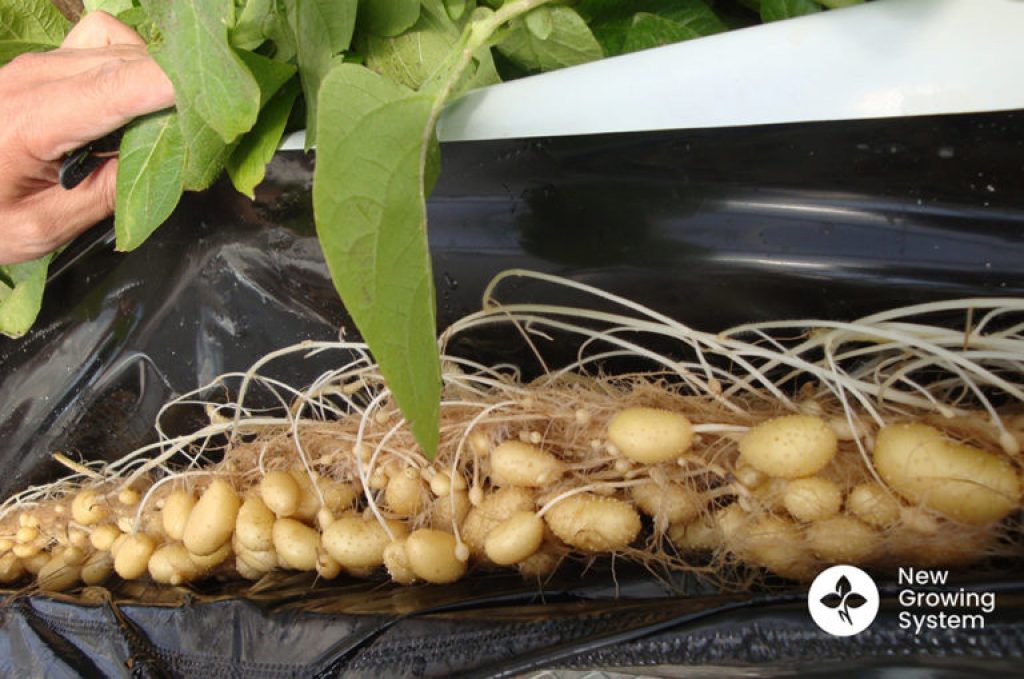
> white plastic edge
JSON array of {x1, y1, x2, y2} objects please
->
[{"x1": 279, "y1": 0, "x2": 1024, "y2": 150}]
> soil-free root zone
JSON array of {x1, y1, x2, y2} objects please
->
[{"x1": 2, "y1": 270, "x2": 1022, "y2": 593}]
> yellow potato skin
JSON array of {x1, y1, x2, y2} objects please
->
[
  {"x1": 607, "y1": 407, "x2": 694, "y2": 463},
  {"x1": 874, "y1": 423, "x2": 1021, "y2": 525},
  {"x1": 739, "y1": 414, "x2": 837, "y2": 479},
  {"x1": 405, "y1": 529, "x2": 467, "y2": 584},
  {"x1": 544, "y1": 493, "x2": 641, "y2": 552},
  {"x1": 183, "y1": 480, "x2": 241, "y2": 556}
]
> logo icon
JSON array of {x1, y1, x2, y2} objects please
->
[{"x1": 808, "y1": 565, "x2": 880, "y2": 636}]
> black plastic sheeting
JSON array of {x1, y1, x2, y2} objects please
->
[{"x1": 1, "y1": 110, "x2": 1023, "y2": 676}]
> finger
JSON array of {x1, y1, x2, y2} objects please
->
[
  {"x1": 1, "y1": 45, "x2": 151, "y2": 85},
  {"x1": 3, "y1": 159, "x2": 118, "y2": 264},
  {"x1": 24, "y1": 58, "x2": 175, "y2": 161},
  {"x1": 62, "y1": 11, "x2": 146, "y2": 49}
]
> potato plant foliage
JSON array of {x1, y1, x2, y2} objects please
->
[{"x1": 0, "y1": 0, "x2": 862, "y2": 457}]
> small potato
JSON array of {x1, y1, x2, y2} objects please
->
[
  {"x1": 739, "y1": 414, "x2": 837, "y2": 479},
  {"x1": 489, "y1": 441, "x2": 564, "y2": 488},
  {"x1": 236, "y1": 556, "x2": 265, "y2": 581},
  {"x1": 404, "y1": 529, "x2": 467, "y2": 584},
  {"x1": 149, "y1": 543, "x2": 201, "y2": 585},
  {"x1": 188, "y1": 541, "x2": 232, "y2": 571},
  {"x1": 484, "y1": 511, "x2": 544, "y2": 565},
  {"x1": 668, "y1": 517, "x2": 719, "y2": 551},
  {"x1": 462, "y1": 487, "x2": 535, "y2": 554},
  {"x1": 631, "y1": 482, "x2": 700, "y2": 525},
  {"x1": 848, "y1": 482, "x2": 901, "y2": 527},
  {"x1": 71, "y1": 489, "x2": 108, "y2": 526},
  {"x1": 38, "y1": 554, "x2": 81, "y2": 592},
  {"x1": 81, "y1": 551, "x2": 114, "y2": 586},
  {"x1": 322, "y1": 517, "x2": 408, "y2": 570},
  {"x1": 518, "y1": 548, "x2": 561, "y2": 578},
  {"x1": 13, "y1": 541, "x2": 41, "y2": 559},
  {"x1": 873, "y1": 423, "x2": 1021, "y2": 524},
  {"x1": 289, "y1": 469, "x2": 324, "y2": 523},
  {"x1": 783, "y1": 477, "x2": 842, "y2": 522},
  {"x1": 22, "y1": 551, "x2": 49, "y2": 575},
  {"x1": 321, "y1": 481, "x2": 357, "y2": 514},
  {"x1": 234, "y1": 531, "x2": 278, "y2": 572},
  {"x1": 607, "y1": 407, "x2": 694, "y2": 464},
  {"x1": 114, "y1": 533, "x2": 157, "y2": 580},
  {"x1": 162, "y1": 490, "x2": 196, "y2": 541},
  {"x1": 235, "y1": 495, "x2": 275, "y2": 551},
  {"x1": 90, "y1": 524, "x2": 121, "y2": 552},
  {"x1": 431, "y1": 491, "x2": 471, "y2": 528},
  {"x1": 272, "y1": 518, "x2": 319, "y2": 571},
  {"x1": 383, "y1": 540, "x2": 416, "y2": 584},
  {"x1": 261, "y1": 471, "x2": 300, "y2": 518},
  {"x1": 806, "y1": 516, "x2": 879, "y2": 563},
  {"x1": 183, "y1": 480, "x2": 241, "y2": 556},
  {"x1": 62, "y1": 547, "x2": 87, "y2": 566},
  {"x1": 385, "y1": 471, "x2": 427, "y2": 517},
  {"x1": 544, "y1": 493, "x2": 641, "y2": 552},
  {"x1": 0, "y1": 553, "x2": 25, "y2": 584},
  {"x1": 739, "y1": 516, "x2": 814, "y2": 580},
  {"x1": 316, "y1": 550, "x2": 342, "y2": 580}
]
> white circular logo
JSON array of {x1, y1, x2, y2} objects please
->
[{"x1": 808, "y1": 565, "x2": 880, "y2": 636}]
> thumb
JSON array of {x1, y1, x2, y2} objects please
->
[{"x1": 18, "y1": 159, "x2": 118, "y2": 260}]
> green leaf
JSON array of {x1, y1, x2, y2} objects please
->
[
  {"x1": 149, "y1": 0, "x2": 261, "y2": 143},
  {"x1": 443, "y1": 0, "x2": 468, "y2": 22},
  {"x1": 116, "y1": 7, "x2": 162, "y2": 44},
  {"x1": 84, "y1": 0, "x2": 134, "y2": 15},
  {"x1": 761, "y1": 0, "x2": 821, "y2": 22},
  {"x1": 496, "y1": 6, "x2": 602, "y2": 73},
  {"x1": 621, "y1": 13, "x2": 701, "y2": 55},
  {"x1": 524, "y1": 5, "x2": 552, "y2": 40},
  {"x1": 358, "y1": 0, "x2": 421, "y2": 37},
  {"x1": 0, "y1": 0, "x2": 68, "y2": 45},
  {"x1": 815, "y1": 0, "x2": 863, "y2": 8},
  {"x1": 578, "y1": 0, "x2": 725, "y2": 56},
  {"x1": 176, "y1": 98, "x2": 234, "y2": 191},
  {"x1": 236, "y1": 48, "x2": 297, "y2": 106},
  {"x1": 0, "y1": 40, "x2": 48, "y2": 66},
  {"x1": 313, "y1": 63, "x2": 440, "y2": 458},
  {"x1": 360, "y1": 1, "x2": 464, "y2": 92},
  {"x1": 114, "y1": 110, "x2": 185, "y2": 251},
  {"x1": 230, "y1": 0, "x2": 274, "y2": 49},
  {"x1": 0, "y1": 255, "x2": 52, "y2": 339},
  {"x1": 263, "y1": 0, "x2": 297, "y2": 62},
  {"x1": 226, "y1": 79, "x2": 300, "y2": 198},
  {"x1": 286, "y1": 0, "x2": 358, "y2": 148}
]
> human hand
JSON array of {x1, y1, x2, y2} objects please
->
[{"x1": 0, "y1": 11, "x2": 174, "y2": 266}]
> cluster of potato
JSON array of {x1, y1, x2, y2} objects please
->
[
  {"x1": 0, "y1": 401, "x2": 1020, "y2": 593},
  {"x1": 671, "y1": 414, "x2": 1022, "y2": 580}
]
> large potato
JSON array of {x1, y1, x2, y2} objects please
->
[{"x1": 874, "y1": 423, "x2": 1020, "y2": 524}]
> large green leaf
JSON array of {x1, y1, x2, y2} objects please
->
[
  {"x1": 226, "y1": 79, "x2": 300, "y2": 199},
  {"x1": 0, "y1": 0, "x2": 68, "y2": 44},
  {"x1": 114, "y1": 110, "x2": 185, "y2": 251},
  {"x1": 150, "y1": 0, "x2": 261, "y2": 143},
  {"x1": 313, "y1": 64, "x2": 440, "y2": 458},
  {"x1": 358, "y1": 0, "x2": 421, "y2": 37},
  {"x1": 578, "y1": 0, "x2": 725, "y2": 56},
  {"x1": 761, "y1": 0, "x2": 822, "y2": 22},
  {"x1": 496, "y1": 6, "x2": 602, "y2": 72},
  {"x1": 174, "y1": 49, "x2": 294, "y2": 192},
  {"x1": 0, "y1": 255, "x2": 52, "y2": 338},
  {"x1": 621, "y1": 12, "x2": 702, "y2": 55},
  {"x1": 84, "y1": 0, "x2": 134, "y2": 15},
  {"x1": 230, "y1": 0, "x2": 274, "y2": 49},
  {"x1": 286, "y1": 0, "x2": 358, "y2": 148},
  {"x1": 360, "y1": 1, "x2": 464, "y2": 92}
]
